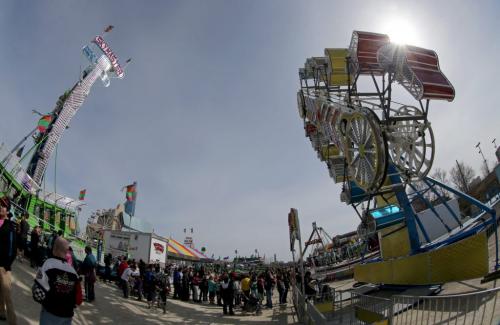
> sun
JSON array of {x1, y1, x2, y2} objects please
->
[{"x1": 381, "y1": 18, "x2": 419, "y2": 45}]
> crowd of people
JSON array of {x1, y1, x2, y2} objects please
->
[
  {"x1": 113, "y1": 256, "x2": 171, "y2": 312},
  {"x1": 0, "y1": 196, "x2": 98, "y2": 325},
  {"x1": 170, "y1": 266, "x2": 292, "y2": 315},
  {"x1": 0, "y1": 195, "x2": 296, "y2": 324}
]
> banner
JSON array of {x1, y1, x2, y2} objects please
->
[{"x1": 288, "y1": 208, "x2": 300, "y2": 251}]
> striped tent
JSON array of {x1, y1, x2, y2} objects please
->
[
  {"x1": 167, "y1": 238, "x2": 213, "y2": 262},
  {"x1": 167, "y1": 238, "x2": 198, "y2": 261}
]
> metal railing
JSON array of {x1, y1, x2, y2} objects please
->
[
  {"x1": 303, "y1": 286, "x2": 500, "y2": 324},
  {"x1": 392, "y1": 287, "x2": 500, "y2": 325},
  {"x1": 292, "y1": 285, "x2": 327, "y2": 324},
  {"x1": 0, "y1": 142, "x2": 81, "y2": 211}
]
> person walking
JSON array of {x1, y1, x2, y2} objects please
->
[
  {"x1": 104, "y1": 253, "x2": 112, "y2": 283},
  {"x1": 172, "y1": 267, "x2": 181, "y2": 299},
  {"x1": 33, "y1": 236, "x2": 82, "y2": 325},
  {"x1": 120, "y1": 264, "x2": 131, "y2": 298},
  {"x1": 241, "y1": 274, "x2": 251, "y2": 299},
  {"x1": 155, "y1": 266, "x2": 170, "y2": 313},
  {"x1": 0, "y1": 197, "x2": 17, "y2": 325},
  {"x1": 17, "y1": 215, "x2": 29, "y2": 262},
  {"x1": 29, "y1": 226, "x2": 41, "y2": 268},
  {"x1": 80, "y1": 246, "x2": 96, "y2": 302},
  {"x1": 282, "y1": 271, "x2": 290, "y2": 304},
  {"x1": 264, "y1": 270, "x2": 275, "y2": 309},
  {"x1": 220, "y1": 274, "x2": 235, "y2": 315},
  {"x1": 192, "y1": 271, "x2": 201, "y2": 302},
  {"x1": 208, "y1": 276, "x2": 216, "y2": 305},
  {"x1": 144, "y1": 264, "x2": 156, "y2": 308}
]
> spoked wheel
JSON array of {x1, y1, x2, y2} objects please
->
[
  {"x1": 343, "y1": 108, "x2": 387, "y2": 193},
  {"x1": 387, "y1": 106, "x2": 435, "y2": 179}
]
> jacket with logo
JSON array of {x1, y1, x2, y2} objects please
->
[{"x1": 33, "y1": 257, "x2": 79, "y2": 318}]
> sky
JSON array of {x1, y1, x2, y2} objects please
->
[{"x1": 0, "y1": 0, "x2": 498, "y2": 261}]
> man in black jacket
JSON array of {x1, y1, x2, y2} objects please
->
[
  {"x1": 0, "y1": 196, "x2": 17, "y2": 324},
  {"x1": 220, "y1": 273, "x2": 235, "y2": 315},
  {"x1": 33, "y1": 237, "x2": 81, "y2": 324}
]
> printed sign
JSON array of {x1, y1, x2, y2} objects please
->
[
  {"x1": 150, "y1": 237, "x2": 167, "y2": 264},
  {"x1": 288, "y1": 208, "x2": 300, "y2": 251},
  {"x1": 153, "y1": 242, "x2": 164, "y2": 254},
  {"x1": 82, "y1": 45, "x2": 98, "y2": 64},
  {"x1": 92, "y1": 36, "x2": 124, "y2": 78}
]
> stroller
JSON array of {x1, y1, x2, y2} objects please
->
[{"x1": 241, "y1": 292, "x2": 262, "y2": 315}]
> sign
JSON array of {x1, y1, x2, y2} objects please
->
[
  {"x1": 107, "y1": 232, "x2": 131, "y2": 255},
  {"x1": 184, "y1": 236, "x2": 193, "y2": 248},
  {"x1": 153, "y1": 242, "x2": 164, "y2": 254},
  {"x1": 82, "y1": 45, "x2": 98, "y2": 64},
  {"x1": 150, "y1": 237, "x2": 167, "y2": 264},
  {"x1": 92, "y1": 36, "x2": 124, "y2": 78},
  {"x1": 288, "y1": 208, "x2": 300, "y2": 251}
]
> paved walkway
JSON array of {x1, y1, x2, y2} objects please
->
[{"x1": 9, "y1": 261, "x2": 299, "y2": 325}]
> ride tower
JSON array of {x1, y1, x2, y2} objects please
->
[
  {"x1": 296, "y1": 31, "x2": 498, "y2": 285},
  {"x1": 26, "y1": 33, "x2": 126, "y2": 185}
]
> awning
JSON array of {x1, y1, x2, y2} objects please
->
[{"x1": 167, "y1": 238, "x2": 198, "y2": 261}]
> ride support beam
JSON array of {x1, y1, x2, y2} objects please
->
[{"x1": 387, "y1": 164, "x2": 421, "y2": 254}]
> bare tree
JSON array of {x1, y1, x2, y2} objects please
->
[
  {"x1": 450, "y1": 161, "x2": 476, "y2": 193},
  {"x1": 430, "y1": 168, "x2": 450, "y2": 200}
]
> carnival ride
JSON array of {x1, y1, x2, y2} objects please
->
[
  {"x1": 297, "y1": 31, "x2": 499, "y2": 285},
  {"x1": 0, "y1": 29, "x2": 126, "y2": 259}
]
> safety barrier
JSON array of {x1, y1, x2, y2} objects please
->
[
  {"x1": 392, "y1": 286, "x2": 500, "y2": 325},
  {"x1": 304, "y1": 286, "x2": 500, "y2": 324},
  {"x1": 291, "y1": 285, "x2": 327, "y2": 324}
]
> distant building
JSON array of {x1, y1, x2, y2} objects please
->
[{"x1": 86, "y1": 203, "x2": 152, "y2": 241}]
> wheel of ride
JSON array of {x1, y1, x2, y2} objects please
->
[
  {"x1": 297, "y1": 91, "x2": 306, "y2": 119},
  {"x1": 387, "y1": 105, "x2": 435, "y2": 179},
  {"x1": 343, "y1": 108, "x2": 387, "y2": 192}
]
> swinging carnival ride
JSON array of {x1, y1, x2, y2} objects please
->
[
  {"x1": 0, "y1": 29, "x2": 126, "y2": 259},
  {"x1": 296, "y1": 31, "x2": 499, "y2": 285}
]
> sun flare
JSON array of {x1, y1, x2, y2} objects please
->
[{"x1": 382, "y1": 18, "x2": 419, "y2": 45}]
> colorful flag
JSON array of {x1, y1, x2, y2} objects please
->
[
  {"x1": 124, "y1": 183, "x2": 136, "y2": 202},
  {"x1": 37, "y1": 115, "x2": 52, "y2": 133},
  {"x1": 79, "y1": 189, "x2": 86, "y2": 201},
  {"x1": 104, "y1": 25, "x2": 114, "y2": 33},
  {"x1": 123, "y1": 182, "x2": 137, "y2": 216}
]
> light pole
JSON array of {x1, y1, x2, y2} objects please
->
[{"x1": 476, "y1": 142, "x2": 491, "y2": 175}]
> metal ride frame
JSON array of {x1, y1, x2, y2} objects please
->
[{"x1": 297, "y1": 31, "x2": 499, "y2": 277}]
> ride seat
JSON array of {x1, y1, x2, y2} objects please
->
[
  {"x1": 401, "y1": 45, "x2": 455, "y2": 101},
  {"x1": 349, "y1": 31, "x2": 390, "y2": 76},
  {"x1": 324, "y1": 48, "x2": 352, "y2": 86}
]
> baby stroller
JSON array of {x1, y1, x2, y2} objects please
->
[{"x1": 241, "y1": 292, "x2": 262, "y2": 315}]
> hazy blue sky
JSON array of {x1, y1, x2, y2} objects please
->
[{"x1": 0, "y1": 1, "x2": 498, "y2": 260}]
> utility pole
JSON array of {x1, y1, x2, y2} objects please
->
[
  {"x1": 476, "y1": 142, "x2": 491, "y2": 175},
  {"x1": 456, "y1": 160, "x2": 469, "y2": 193}
]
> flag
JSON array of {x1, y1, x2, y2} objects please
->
[
  {"x1": 223, "y1": 256, "x2": 229, "y2": 260},
  {"x1": 16, "y1": 146, "x2": 24, "y2": 158},
  {"x1": 123, "y1": 182, "x2": 136, "y2": 202},
  {"x1": 104, "y1": 25, "x2": 114, "y2": 33},
  {"x1": 79, "y1": 189, "x2": 86, "y2": 201},
  {"x1": 37, "y1": 115, "x2": 52, "y2": 133},
  {"x1": 123, "y1": 182, "x2": 137, "y2": 216}
]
